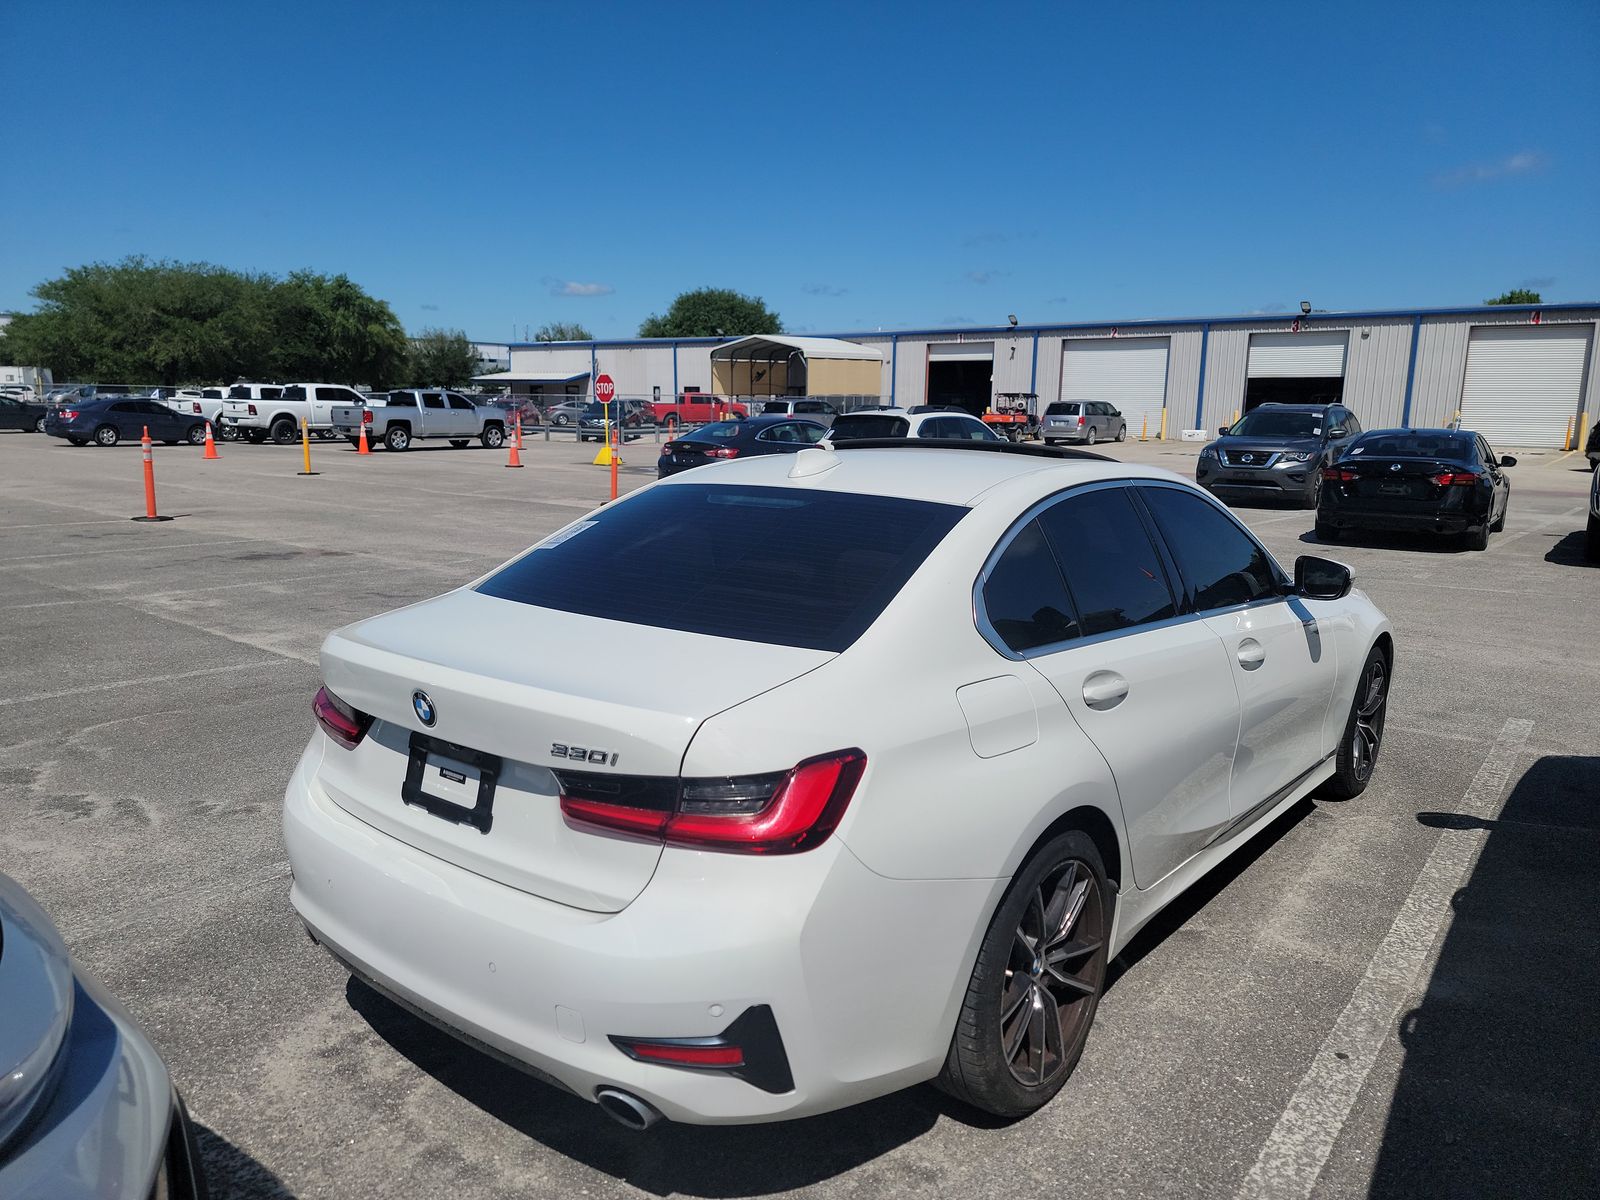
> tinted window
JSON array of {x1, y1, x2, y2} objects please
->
[
  {"x1": 1037, "y1": 489, "x2": 1175, "y2": 636},
  {"x1": 477, "y1": 484, "x2": 966, "y2": 652},
  {"x1": 1228, "y1": 409, "x2": 1321, "y2": 438},
  {"x1": 1348, "y1": 431, "x2": 1472, "y2": 460},
  {"x1": 830, "y1": 414, "x2": 909, "y2": 440},
  {"x1": 682, "y1": 421, "x2": 741, "y2": 442},
  {"x1": 315, "y1": 387, "x2": 350, "y2": 403},
  {"x1": 447, "y1": 394, "x2": 473, "y2": 410},
  {"x1": 952, "y1": 418, "x2": 1001, "y2": 442},
  {"x1": 1140, "y1": 487, "x2": 1280, "y2": 611},
  {"x1": 422, "y1": 392, "x2": 446, "y2": 410},
  {"x1": 388, "y1": 394, "x2": 417, "y2": 407},
  {"x1": 281, "y1": 386, "x2": 307, "y2": 402},
  {"x1": 110, "y1": 401, "x2": 136, "y2": 413},
  {"x1": 1046, "y1": 402, "x2": 1080, "y2": 416},
  {"x1": 761, "y1": 401, "x2": 789, "y2": 414},
  {"x1": 982, "y1": 520, "x2": 1079, "y2": 652}
]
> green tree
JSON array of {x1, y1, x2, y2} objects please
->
[
  {"x1": 264, "y1": 271, "x2": 410, "y2": 388},
  {"x1": 638, "y1": 288, "x2": 781, "y2": 338},
  {"x1": 1486, "y1": 288, "x2": 1542, "y2": 305},
  {"x1": 535, "y1": 321, "x2": 592, "y2": 342},
  {"x1": 407, "y1": 327, "x2": 480, "y2": 387}
]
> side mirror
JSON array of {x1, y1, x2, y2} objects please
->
[
  {"x1": 1295, "y1": 555, "x2": 1353, "y2": 601},
  {"x1": 1327, "y1": 426, "x2": 1348, "y2": 439},
  {"x1": 1499, "y1": 455, "x2": 1517, "y2": 467},
  {"x1": 1218, "y1": 425, "x2": 1230, "y2": 436}
]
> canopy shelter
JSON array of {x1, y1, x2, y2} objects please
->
[
  {"x1": 709, "y1": 336, "x2": 882, "y2": 398},
  {"x1": 471, "y1": 369, "x2": 590, "y2": 397}
]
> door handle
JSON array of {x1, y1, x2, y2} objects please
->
[
  {"x1": 1237, "y1": 638, "x2": 1266, "y2": 671},
  {"x1": 1081, "y1": 671, "x2": 1129, "y2": 711}
]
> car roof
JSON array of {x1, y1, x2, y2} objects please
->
[
  {"x1": 1253, "y1": 402, "x2": 1334, "y2": 412},
  {"x1": 654, "y1": 443, "x2": 1186, "y2": 507}
]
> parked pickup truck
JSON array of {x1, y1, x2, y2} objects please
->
[
  {"x1": 330, "y1": 389, "x2": 507, "y2": 451},
  {"x1": 223, "y1": 383, "x2": 366, "y2": 444},
  {"x1": 650, "y1": 392, "x2": 748, "y2": 430}
]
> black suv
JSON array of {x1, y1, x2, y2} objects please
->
[{"x1": 1196, "y1": 402, "x2": 1362, "y2": 508}]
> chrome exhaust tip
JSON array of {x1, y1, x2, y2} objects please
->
[{"x1": 595, "y1": 1087, "x2": 664, "y2": 1131}]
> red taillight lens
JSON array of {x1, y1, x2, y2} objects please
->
[
  {"x1": 1077, "y1": 415, "x2": 1085, "y2": 426},
  {"x1": 61, "y1": 409, "x2": 78, "y2": 420},
  {"x1": 558, "y1": 750, "x2": 866, "y2": 855},
  {"x1": 363, "y1": 409, "x2": 373, "y2": 424},
  {"x1": 247, "y1": 403, "x2": 258, "y2": 415},
  {"x1": 192, "y1": 402, "x2": 203, "y2": 414},
  {"x1": 1429, "y1": 471, "x2": 1479, "y2": 487},
  {"x1": 622, "y1": 1041, "x2": 745, "y2": 1068},
  {"x1": 704, "y1": 447, "x2": 739, "y2": 459},
  {"x1": 1322, "y1": 467, "x2": 1357, "y2": 481},
  {"x1": 313, "y1": 685, "x2": 372, "y2": 750}
]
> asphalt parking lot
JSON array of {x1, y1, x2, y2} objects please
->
[{"x1": 2, "y1": 429, "x2": 1596, "y2": 1200}]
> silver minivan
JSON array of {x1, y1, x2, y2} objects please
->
[{"x1": 1043, "y1": 400, "x2": 1127, "y2": 446}]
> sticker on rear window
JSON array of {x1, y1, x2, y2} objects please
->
[{"x1": 535, "y1": 521, "x2": 596, "y2": 550}]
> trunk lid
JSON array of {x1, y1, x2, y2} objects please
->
[
  {"x1": 1338, "y1": 456, "x2": 1469, "y2": 504},
  {"x1": 315, "y1": 587, "x2": 833, "y2": 912}
]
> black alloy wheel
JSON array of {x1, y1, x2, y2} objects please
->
[
  {"x1": 938, "y1": 830, "x2": 1110, "y2": 1117},
  {"x1": 1322, "y1": 646, "x2": 1388, "y2": 800},
  {"x1": 270, "y1": 418, "x2": 298, "y2": 445}
]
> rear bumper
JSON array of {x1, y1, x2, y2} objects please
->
[
  {"x1": 0, "y1": 974, "x2": 204, "y2": 1200},
  {"x1": 282, "y1": 742, "x2": 988, "y2": 1124},
  {"x1": 1320, "y1": 507, "x2": 1479, "y2": 534}
]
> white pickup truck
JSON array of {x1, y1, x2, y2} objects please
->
[
  {"x1": 167, "y1": 383, "x2": 284, "y2": 439},
  {"x1": 222, "y1": 383, "x2": 366, "y2": 444},
  {"x1": 329, "y1": 389, "x2": 507, "y2": 451}
]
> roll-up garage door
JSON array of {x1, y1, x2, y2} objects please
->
[
  {"x1": 1060, "y1": 338, "x2": 1169, "y2": 433},
  {"x1": 1459, "y1": 324, "x2": 1592, "y2": 447},
  {"x1": 927, "y1": 342, "x2": 995, "y2": 362},
  {"x1": 1246, "y1": 331, "x2": 1348, "y2": 377}
]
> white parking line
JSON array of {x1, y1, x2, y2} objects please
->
[{"x1": 1236, "y1": 716, "x2": 1533, "y2": 1200}]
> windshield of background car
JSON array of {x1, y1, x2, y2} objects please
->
[
  {"x1": 829, "y1": 415, "x2": 909, "y2": 440},
  {"x1": 477, "y1": 484, "x2": 967, "y2": 652},
  {"x1": 682, "y1": 421, "x2": 742, "y2": 441},
  {"x1": 1348, "y1": 432, "x2": 1472, "y2": 460},
  {"x1": 1229, "y1": 409, "x2": 1321, "y2": 438}
]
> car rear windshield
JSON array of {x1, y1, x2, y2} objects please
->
[
  {"x1": 1229, "y1": 409, "x2": 1322, "y2": 438},
  {"x1": 1045, "y1": 402, "x2": 1080, "y2": 415},
  {"x1": 682, "y1": 421, "x2": 742, "y2": 441},
  {"x1": 476, "y1": 484, "x2": 966, "y2": 652},
  {"x1": 830, "y1": 415, "x2": 909, "y2": 440},
  {"x1": 1349, "y1": 432, "x2": 1472, "y2": 460}
]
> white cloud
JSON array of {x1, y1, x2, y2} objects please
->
[
  {"x1": 543, "y1": 278, "x2": 615, "y2": 297},
  {"x1": 1433, "y1": 150, "x2": 1548, "y2": 187}
]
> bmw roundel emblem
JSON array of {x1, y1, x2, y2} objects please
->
[{"x1": 412, "y1": 690, "x2": 436, "y2": 727}]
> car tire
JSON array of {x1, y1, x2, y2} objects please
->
[
  {"x1": 1465, "y1": 522, "x2": 1490, "y2": 551},
  {"x1": 270, "y1": 418, "x2": 298, "y2": 445},
  {"x1": 1301, "y1": 486, "x2": 1320, "y2": 510},
  {"x1": 552, "y1": 413, "x2": 570, "y2": 426},
  {"x1": 247, "y1": 429, "x2": 267, "y2": 444},
  {"x1": 1043, "y1": 439, "x2": 1057, "y2": 447},
  {"x1": 1115, "y1": 423, "x2": 1126, "y2": 442},
  {"x1": 346, "y1": 437, "x2": 361, "y2": 447},
  {"x1": 94, "y1": 424, "x2": 119, "y2": 447},
  {"x1": 385, "y1": 426, "x2": 411, "y2": 452},
  {"x1": 1320, "y1": 644, "x2": 1389, "y2": 800},
  {"x1": 1315, "y1": 520, "x2": 1339, "y2": 542},
  {"x1": 1586, "y1": 513, "x2": 1600, "y2": 563},
  {"x1": 67, "y1": 436, "x2": 87, "y2": 446},
  {"x1": 1490, "y1": 502, "x2": 1506, "y2": 533},
  {"x1": 220, "y1": 424, "x2": 238, "y2": 441},
  {"x1": 449, "y1": 439, "x2": 470, "y2": 448},
  {"x1": 481, "y1": 424, "x2": 505, "y2": 449},
  {"x1": 186, "y1": 424, "x2": 207, "y2": 445},
  {"x1": 937, "y1": 830, "x2": 1111, "y2": 1118},
  {"x1": 1085, "y1": 427, "x2": 1097, "y2": 446},
  {"x1": 34, "y1": 416, "x2": 46, "y2": 433},
  {"x1": 663, "y1": 415, "x2": 680, "y2": 433}
]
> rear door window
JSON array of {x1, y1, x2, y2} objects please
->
[
  {"x1": 478, "y1": 484, "x2": 966, "y2": 652},
  {"x1": 1138, "y1": 486, "x2": 1282, "y2": 612},
  {"x1": 422, "y1": 392, "x2": 446, "y2": 410},
  {"x1": 1036, "y1": 488, "x2": 1177, "y2": 636},
  {"x1": 981, "y1": 519, "x2": 1080, "y2": 652}
]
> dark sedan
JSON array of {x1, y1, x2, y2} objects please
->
[
  {"x1": 0, "y1": 395, "x2": 48, "y2": 433},
  {"x1": 657, "y1": 416, "x2": 828, "y2": 477},
  {"x1": 43, "y1": 397, "x2": 208, "y2": 447},
  {"x1": 1317, "y1": 428, "x2": 1515, "y2": 551}
]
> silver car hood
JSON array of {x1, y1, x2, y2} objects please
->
[{"x1": 0, "y1": 874, "x2": 75, "y2": 1153}]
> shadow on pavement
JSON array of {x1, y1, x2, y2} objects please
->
[
  {"x1": 1371, "y1": 755, "x2": 1600, "y2": 1198},
  {"x1": 1296, "y1": 528, "x2": 1465, "y2": 554},
  {"x1": 1543, "y1": 530, "x2": 1598, "y2": 569},
  {"x1": 346, "y1": 977, "x2": 945, "y2": 1197},
  {"x1": 194, "y1": 1120, "x2": 294, "y2": 1199}
]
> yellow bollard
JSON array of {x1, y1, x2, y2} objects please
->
[
  {"x1": 1231, "y1": 409, "x2": 1240, "y2": 426},
  {"x1": 1577, "y1": 410, "x2": 1589, "y2": 453},
  {"x1": 297, "y1": 418, "x2": 318, "y2": 476},
  {"x1": 1139, "y1": 414, "x2": 1148, "y2": 442},
  {"x1": 1159, "y1": 408, "x2": 1168, "y2": 441},
  {"x1": 1565, "y1": 416, "x2": 1576, "y2": 451}
]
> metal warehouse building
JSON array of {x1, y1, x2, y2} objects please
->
[{"x1": 492, "y1": 302, "x2": 1599, "y2": 447}]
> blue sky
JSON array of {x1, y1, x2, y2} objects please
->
[{"x1": 4, "y1": 0, "x2": 1597, "y2": 340}]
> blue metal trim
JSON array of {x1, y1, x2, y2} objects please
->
[
  {"x1": 1194, "y1": 323, "x2": 1211, "y2": 430},
  {"x1": 1400, "y1": 314, "x2": 1422, "y2": 427},
  {"x1": 499, "y1": 302, "x2": 1598, "y2": 350},
  {"x1": 1029, "y1": 332, "x2": 1039, "y2": 394},
  {"x1": 889, "y1": 334, "x2": 898, "y2": 404}
]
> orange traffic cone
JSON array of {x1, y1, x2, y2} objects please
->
[
  {"x1": 132, "y1": 426, "x2": 171, "y2": 522},
  {"x1": 202, "y1": 421, "x2": 220, "y2": 459},
  {"x1": 505, "y1": 425, "x2": 523, "y2": 469},
  {"x1": 357, "y1": 421, "x2": 371, "y2": 455}
]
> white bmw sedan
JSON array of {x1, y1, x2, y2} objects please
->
[{"x1": 284, "y1": 443, "x2": 1392, "y2": 1128}]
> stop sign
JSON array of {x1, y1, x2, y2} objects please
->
[{"x1": 594, "y1": 374, "x2": 616, "y2": 405}]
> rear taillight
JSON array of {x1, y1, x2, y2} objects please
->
[
  {"x1": 1430, "y1": 471, "x2": 1479, "y2": 487},
  {"x1": 620, "y1": 1041, "x2": 744, "y2": 1068},
  {"x1": 1077, "y1": 415, "x2": 1085, "y2": 426},
  {"x1": 363, "y1": 409, "x2": 373, "y2": 424},
  {"x1": 61, "y1": 409, "x2": 78, "y2": 420},
  {"x1": 1322, "y1": 467, "x2": 1357, "y2": 481},
  {"x1": 313, "y1": 685, "x2": 372, "y2": 750},
  {"x1": 192, "y1": 402, "x2": 203, "y2": 414},
  {"x1": 704, "y1": 447, "x2": 739, "y2": 459},
  {"x1": 558, "y1": 749, "x2": 866, "y2": 854},
  {"x1": 247, "y1": 403, "x2": 257, "y2": 415}
]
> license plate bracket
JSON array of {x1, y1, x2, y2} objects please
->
[
  {"x1": 1378, "y1": 483, "x2": 1409, "y2": 495},
  {"x1": 402, "y1": 732, "x2": 501, "y2": 834}
]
